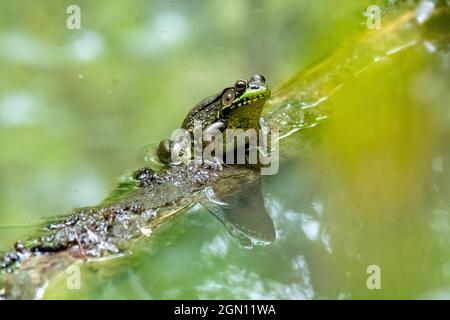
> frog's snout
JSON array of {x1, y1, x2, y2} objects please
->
[
  {"x1": 249, "y1": 74, "x2": 266, "y2": 89},
  {"x1": 250, "y1": 74, "x2": 265, "y2": 83}
]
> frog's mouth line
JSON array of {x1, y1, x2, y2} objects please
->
[
  {"x1": 234, "y1": 94, "x2": 266, "y2": 108},
  {"x1": 229, "y1": 90, "x2": 270, "y2": 110}
]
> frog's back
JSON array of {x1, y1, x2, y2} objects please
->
[{"x1": 182, "y1": 93, "x2": 221, "y2": 131}]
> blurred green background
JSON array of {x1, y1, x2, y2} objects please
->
[{"x1": 0, "y1": 0, "x2": 449, "y2": 299}]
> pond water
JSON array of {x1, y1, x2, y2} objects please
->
[{"x1": 1, "y1": 0, "x2": 449, "y2": 299}]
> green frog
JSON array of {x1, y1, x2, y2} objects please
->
[{"x1": 156, "y1": 74, "x2": 270, "y2": 164}]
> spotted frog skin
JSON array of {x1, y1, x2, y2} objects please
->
[{"x1": 157, "y1": 74, "x2": 270, "y2": 163}]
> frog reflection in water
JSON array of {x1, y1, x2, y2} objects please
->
[{"x1": 149, "y1": 74, "x2": 276, "y2": 246}]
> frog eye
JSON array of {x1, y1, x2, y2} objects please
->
[
  {"x1": 221, "y1": 88, "x2": 235, "y2": 107},
  {"x1": 234, "y1": 80, "x2": 247, "y2": 93}
]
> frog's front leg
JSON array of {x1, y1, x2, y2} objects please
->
[
  {"x1": 204, "y1": 120, "x2": 227, "y2": 138},
  {"x1": 203, "y1": 120, "x2": 228, "y2": 170},
  {"x1": 157, "y1": 120, "x2": 227, "y2": 165}
]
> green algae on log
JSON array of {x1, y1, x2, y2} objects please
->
[{"x1": 1, "y1": 165, "x2": 263, "y2": 299}]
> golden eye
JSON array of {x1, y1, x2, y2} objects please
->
[
  {"x1": 234, "y1": 80, "x2": 247, "y2": 93},
  {"x1": 221, "y1": 88, "x2": 235, "y2": 107}
]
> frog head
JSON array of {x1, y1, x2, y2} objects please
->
[
  {"x1": 158, "y1": 75, "x2": 270, "y2": 164},
  {"x1": 219, "y1": 74, "x2": 270, "y2": 130}
]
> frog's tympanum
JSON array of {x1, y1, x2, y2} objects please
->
[{"x1": 156, "y1": 74, "x2": 270, "y2": 164}]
